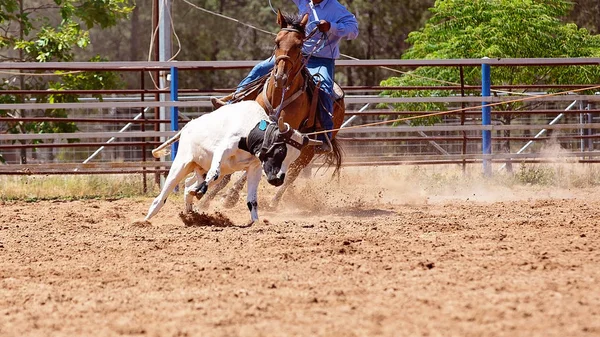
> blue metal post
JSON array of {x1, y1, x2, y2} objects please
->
[
  {"x1": 481, "y1": 61, "x2": 492, "y2": 177},
  {"x1": 170, "y1": 66, "x2": 179, "y2": 161}
]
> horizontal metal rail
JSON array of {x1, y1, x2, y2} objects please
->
[
  {"x1": 0, "y1": 141, "x2": 161, "y2": 149},
  {"x1": 2, "y1": 150, "x2": 599, "y2": 175},
  {"x1": 2, "y1": 94, "x2": 598, "y2": 111},
  {"x1": 0, "y1": 108, "x2": 598, "y2": 124},
  {"x1": 346, "y1": 109, "x2": 600, "y2": 116},
  {"x1": 0, "y1": 161, "x2": 170, "y2": 170},
  {"x1": 2, "y1": 123, "x2": 600, "y2": 142},
  {"x1": 2, "y1": 58, "x2": 600, "y2": 70},
  {"x1": 5, "y1": 84, "x2": 598, "y2": 96}
]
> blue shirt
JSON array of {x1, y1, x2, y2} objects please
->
[{"x1": 292, "y1": 0, "x2": 359, "y2": 59}]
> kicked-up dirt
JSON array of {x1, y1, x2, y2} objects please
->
[{"x1": 1, "y1": 167, "x2": 599, "y2": 336}]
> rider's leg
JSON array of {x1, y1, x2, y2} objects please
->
[
  {"x1": 306, "y1": 56, "x2": 335, "y2": 150},
  {"x1": 212, "y1": 56, "x2": 275, "y2": 108},
  {"x1": 238, "y1": 56, "x2": 275, "y2": 92}
]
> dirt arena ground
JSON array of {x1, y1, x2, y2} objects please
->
[{"x1": 1, "y1": 166, "x2": 599, "y2": 336}]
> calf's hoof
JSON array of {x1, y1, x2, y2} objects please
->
[
  {"x1": 192, "y1": 182, "x2": 208, "y2": 199},
  {"x1": 241, "y1": 219, "x2": 255, "y2": 228}
]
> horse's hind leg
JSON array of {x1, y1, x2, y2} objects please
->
[{"x1": 222, "y1": 172, "x2": 248, "y2": 209}]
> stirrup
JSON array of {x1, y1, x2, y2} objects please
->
[{"x1": 314, "y1": 135, "x2": 333, "y2": 154}]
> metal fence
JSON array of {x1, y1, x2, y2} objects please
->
[{"x1": 1, "y1": 59, "x2": 600, "y2": 180}]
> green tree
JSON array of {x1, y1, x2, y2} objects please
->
[
  {"x1": 381, "y1": 0, "x2": 600, "y2": 159},
  {"x1": 0, "y1": 0, "x2": 133, "y2": 163},
  {"x1": 339, "y1": 0, "x2": 435, "y2": 86},
  {"x1": 81, "y1": 0, "x2": 435, "y2": 89}
]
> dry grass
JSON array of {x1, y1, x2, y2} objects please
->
[
  {"x1": 0, "y1": 174, "x2": 156, "y2": 200},
  {"x1": 1, "y1": 162, "x2": 599, "y2": 201}
]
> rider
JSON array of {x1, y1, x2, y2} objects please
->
[{"x1": 212, "y1": 0, "x2": 359, "y2": 153}]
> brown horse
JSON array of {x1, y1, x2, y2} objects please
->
[{"x1": 206, "y1": 10, "x2": 345, "y2": 208}]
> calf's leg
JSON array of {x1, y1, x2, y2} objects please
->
[
  {"x1": 145, "y1": 159, "x2": 193, "y2": 221},
  {"x1": 194, "y1": 148, "x2": 226, "y2": 196},
  {"x1": 184, "y1": 168, "x2": 206, "y2": 212},
  {"x1": 199, "y1": 173, "x2": 232, "y2": 208},
  {"x1": 245, "y1": 163, "x2": 263, "y2": 224}
]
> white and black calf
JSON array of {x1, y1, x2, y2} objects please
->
[{"x1": 145, "y1": 100, "x2": 321, "y2": 224}]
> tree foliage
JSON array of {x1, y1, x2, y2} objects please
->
[
  {"x1": 380, "y1": 0, "x2": 600, "y2": 126},
  {"x1": 81, "y1": 0, "x2": 435, "y2": 89},
  {"x1": 0, "y1": 0, "x2": 133, "y2": 163},
  {"x1": 1, "y1": 0, "x2": 133, "y2": 62}
]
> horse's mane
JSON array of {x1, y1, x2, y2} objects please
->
[{"x1": 281, "y1": 13, "x2": 306, "y2": 36}]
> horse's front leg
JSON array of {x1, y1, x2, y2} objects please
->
[
  {"x1": 270, "y1": 149, "x2": 314, "y2": 209},
  {"x1": 222, "y1": 171, "x2": 248, "y2": 208}
]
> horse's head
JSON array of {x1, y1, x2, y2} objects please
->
[
  {"x1": 257, "y1": 114, "x2": 321, "y2": 186},
  {"x1": 272, "y1": 10, "x2": 308, "y2": 88}
]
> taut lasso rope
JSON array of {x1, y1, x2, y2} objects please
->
[{"x1": 305, "y1": 84, "x2": 600, "y2": 136}]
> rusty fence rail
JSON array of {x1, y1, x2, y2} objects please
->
[{"x1": 1, "y1": 59, "x2": 600, "y2": 179}]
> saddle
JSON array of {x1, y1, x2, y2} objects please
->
[{"x1": 225, "y1": 70, "x2": 344, "y2": 134}]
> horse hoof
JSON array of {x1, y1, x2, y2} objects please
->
[{"x1": 268, "y1": 199, "x2": 281, "y2": 210}]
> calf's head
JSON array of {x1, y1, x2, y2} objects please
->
[{"x1": 257, "y1": 118, "x2": 321, "y2": 186}]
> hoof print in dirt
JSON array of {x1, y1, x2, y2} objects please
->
[
  {"x1": 417, "y1": 261, "x2": 435, "y2": 270},
  {"x1": 179, "y1": 211, "x2": 234, "y2": 227}
]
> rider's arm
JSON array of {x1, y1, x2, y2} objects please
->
[
  {"x1": 290, "y1": 0, "x2": 359, "y2": 40},
  {"x1": 328, "y1": 11, "x2": 358, "y2": 40}
]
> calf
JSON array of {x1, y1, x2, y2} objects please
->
[{"x1": 145, "y1": 100, "x2": 321, "y2": 224}]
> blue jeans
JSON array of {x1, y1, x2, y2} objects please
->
[{"x1": 238, "y1": 56, "x2": 335, "y2": 142}]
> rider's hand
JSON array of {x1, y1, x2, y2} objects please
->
[{"x1": 317, "y1": 20, "x2": 331, "y2": 33}]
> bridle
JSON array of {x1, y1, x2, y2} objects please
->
[{"x1": 264, "y1": 25, "x2": 322, "y2": 120}]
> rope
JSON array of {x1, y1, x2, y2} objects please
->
[
  {"x1": 147, "y1": 0, "x2": 183, "y2": 90},
  {"x1": 268, "y1": 0, "x2": 278, "y2": 14},
  {"x1": 177, "y1": 0, "x2": 564, "y2": 136},
  {"x1": 177, "y1": 0, "x2": 535, "y2": 99},
  {"x1": 306, "y1": 84, "x2": 600, "y2": 136},
  {"x1": 179, "y1": 0, "x2": 276, "y2": 37}
]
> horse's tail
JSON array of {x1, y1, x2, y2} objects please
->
[
  {"x1": 319, "y1": 137, "x2": 343, "y2": 178},
  {"x1": 151, "y1": 130, "x2": 183, "y2": 158}
]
